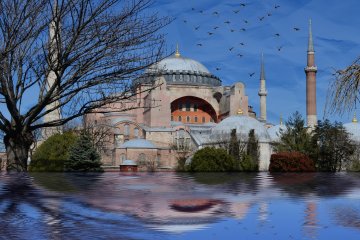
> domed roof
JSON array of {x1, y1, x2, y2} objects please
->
[
  {"x1": 343, "y1": 122, "x2": 360, "y2": 142},
  {"x1": 149, "y1": 55, "x2": 210, "y2": 74},
  {"x1": 268, "y1": 124, "x2": 286, "y2": 142},
  {"x1": 120, "y1": 139, "x2": 157, "y2": 149},
  {"x1": 211, "y1": 115, "x2": 270, "y2": 142}
]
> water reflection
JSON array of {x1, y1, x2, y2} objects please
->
[{"x1": 1, "y1": 172, "x2": 360, "y2": 239}]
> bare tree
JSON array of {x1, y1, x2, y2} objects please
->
[
  {"x1": 0, "y1": 0, "x2": 169, "y2": 171},
  {"x1": 327, "y1": 56, "x2": 360, "y2": 115}
]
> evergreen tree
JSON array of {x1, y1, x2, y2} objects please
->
[
  {"x1": 274, "y1": 111, "x2": 315, "y2": 156},
  {"x1": 242, "y1": 129, "x2": 259, "y2": 171},
  {"x1": 312, "y1": 120, "x2": 355, "y2": 171},
  {"x1": 229, "y1": 129, "x2": 240, "y2": 160},
  {"x1": 65, "y1": 132, "x2": 103, "y2": 172}
]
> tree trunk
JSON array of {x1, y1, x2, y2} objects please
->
[{"x1": 4, "y1": 131, "x2": 34, "y2": 172}]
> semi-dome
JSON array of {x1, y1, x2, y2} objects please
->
[
  {"x1": 211, "y1": 115, "x2": 270, "y2": 142},
  {"x1": 120, "y1": 139, "x2": 157, "y2": 149},
  {"x1": 137, "y1": 49, "x2": 221, "y2": 87},
  {"x1": 268, "y1": 124, "x2": 286, "y2": 142}
]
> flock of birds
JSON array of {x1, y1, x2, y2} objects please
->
[{"x1": 180, "y1": 2, "x2": 303, "y2": 78}]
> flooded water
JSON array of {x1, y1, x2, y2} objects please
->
[{"x1": 1, "y1": 172, "x2": 360, "y2": 239}]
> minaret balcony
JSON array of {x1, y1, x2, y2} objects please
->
[
  {"x1": 305, "y1": 66, "x2": 317, "y2": 72},
  {"x1": 258, "y1": 90, "x2": 267, "y2": 96}
]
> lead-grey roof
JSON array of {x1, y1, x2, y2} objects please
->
[
  {"x1": 211, "y1": 115, "x2": 270, "y2": 142},
  {"x1": 148, "y1": 56, "x2": 210, "y2": 74}
]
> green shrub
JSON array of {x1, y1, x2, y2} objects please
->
[
  {"x1": 269, "y1": 152, "x2": 315, "y2": 172},
  {"x1": 239, "y1": 154, "x2": 258, "y2": 171},
  {"x1": 30, "y1": 132, "x2": 78, "y2": 172},
  {"x1": 189, "y1": 147, "x2": 236, "y2": 172},
  {"x1": 65, "y1": 132, "x2": 103, "y2": 172}
]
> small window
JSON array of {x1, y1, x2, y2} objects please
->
[
  {"x1": 124, "y1": 124, "x2": 130, "y2": 136},
  {"x1": 202, "y1": 117, "x2": 206, "y2": 123},
  {"x1": 186, "y1": 116, "x2": 190, "y2": 122},
  {"x1": 178, "y1": 103, "x2": 182, "y2": 111},
  {"x1": 178, "y1": 116, "x2": 182, "y2": 122},
  {"x1": 171, "y1": 115, "x2": 174, "y2": 121},
  {"x1": 194, "y1": 104, "x2": 198, "y2": 112},
  {"x1": 186, "y1": 102, "x2": 191, "y2": 111},
  {"x1": 134, "y1": 128, "x2": 139, "y2": 138},
  {"x1": 194, "y1": 116, "x2": 198, "y2": 123}
]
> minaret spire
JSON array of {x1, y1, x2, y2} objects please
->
[
  {"x1": 308, "y1": 19, "x2": 314, "y2": 52},
  {"x1": 258, "y1": 52, "x2": 267, "y2": 122},
  {"x1": 175, "y1": 43, "x2": 180, "y2": 57},
  {"x1": 42, "y1": 3, "x2": 63, "y2": 140},
  {"x1": 305, "y1": 19, "x2": 317, "y2": 129}
]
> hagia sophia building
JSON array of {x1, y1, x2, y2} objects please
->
[{"x1": 40, "y1": 20, "x2": 359, "y2": 171}]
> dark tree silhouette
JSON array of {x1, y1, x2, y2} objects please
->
[{"x1": 0, "y1": 0, "x2": 169, "y2": 171}]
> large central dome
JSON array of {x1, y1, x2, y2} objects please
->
[
  {"x1": 150, "y1": 55, "x2": 211, "y2": 74},
  {"x1": 141, "y1": 49, "x2": 221, "y2": 87}
]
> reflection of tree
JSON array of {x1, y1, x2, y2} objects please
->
[
  {"x1": 0, "y1": 174, "x2": 145, "y2": 239},
  {"x1": 271, "y1": 173, "x2": 356, "y2": 197},
  {"x1": 333, "y1": 206, "x2": 360, "y2": 230}
]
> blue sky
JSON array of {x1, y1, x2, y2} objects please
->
[{"x1": 151, "y1": 0, "x2": 360, "y2": 124}]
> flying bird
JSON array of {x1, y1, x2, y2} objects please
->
[
  {"x1": 224, "y1": 20, "x2": 231, "y2": 24},
  {"x1": 230, "y1": 29, "x2": 235, "y2": 32},
  {"x1": 249, "y1": 72, "x2": 255, "y2": 77},
  {"x1": 233, "y1": 10, "x2": 240, "y2": 13},
  {"x1": 197, "y1": 43, "x2": 203, "y2": 47},
  {"x1": 274, "y1": 33, "x2": 280, "y2": 37},
  {"x1": 267, "y1": 13, "x2": 272, "y2": 16},
  {"x1": 275, "y1": 4, "x2": 280, "y2": 9},
  {"x1": 259, "y1": 16, "x2": 265, "y2": 21},
  {"x1": 244, "y1": 20, "x2": 249, "y2": 24},
  {"x1": 213, "y1": 11, "x2": 219, "y2": 15},
  {"x1": 240, "y1": 28, "x2": 246, "y2": 31},
  {"x1": 229, "y1": 47, "x2": 234, "y2": 51},
  {"x1": 194, "y1": 26, "x2": 200, "y2": 30},
  {"x1": 239, "y1": 42, "x2": 245, "y2": 46},
  {"x1": 216, "y1": 67, "x2": 221, "y2": 71},
  {"x1": 237, "y1": 53, "x2": 243, "y2": 57},
  {"x1": 213, "y1": 26, "x2": 219, "y2": 30},
  {"x1": 208, "y1": 32, "x2": 214, "y2": 35},
  {"x1": 240, "y1": 3, "x2": 247, "y2": 7},
  {"x1": 191, "y1": 7, "x2": 195, "y2": 11},
  {"x1": 277, "y1": 46, "x2": 283, "y2": 51},
  {"x1": 183, "y1": 20, "x2": 187, "y2": 23},
  {"x1": 293, "y1": 27, "x2": 300, "y2": 31},
  {"x1": 199, "y1": 10, "x2": 204, "y2": 14}
]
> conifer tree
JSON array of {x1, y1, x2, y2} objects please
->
[{"x1": 65, "y1": 132, "x2": 103, "y2": 172}]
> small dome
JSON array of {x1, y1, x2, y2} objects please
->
[
  {"x1": 120, "y1": 139, "x2": 157, "y2": 149},
  {"x1": 268, "y1": 124, "x2": 286, "y2": 142},
  {"x1": 343, "y1": 122, "x2": 360, "y2": 142},
  {"x1": 211, "y1": 115, "x2": 270, "y2": 142},
  {"x1": 149, "y1": 55, "x2": 210, "y2": 74}
]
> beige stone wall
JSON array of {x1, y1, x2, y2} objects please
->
[{"x1": 145, "y1": 131, "x2": 173, "y2": 148}]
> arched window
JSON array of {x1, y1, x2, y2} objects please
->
[
  {"x1": 134, "y1": 128, "x2": 139, "y2": 138},
  {"x1": 186, "y1": 116, "x2": 190, "y2": 122},
  {"x1": 194, "y1": 104, "x2": 198, "y2": 112},
  {"x1": 178, "y1": 103, "x2": 182, "y2": 111},
  {"x1": 120, "y1": 154, "x2": 126, "y2": 163},
  {"x1": 194, "y1": 116, "x2": 198, "y2": 123},
  {"x1": 124, "y1": 124, "x2": 130, "y2": 136},
  {"x1": 202, "y1": 116, "x2": 206, "y2": 123},
  {"x1": 186, "y1": 102, "x2": 191, "y2": 111},
  {"x1": 138, "y1": 153, "x2": 146, "y2": 165},
  {"x1": 171, "y1": 115, "x2": 174, "y2": 121},
  {"x1": 178, "y1": 116, "x2": 182, "y2": 122}
]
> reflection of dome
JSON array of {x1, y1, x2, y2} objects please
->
[
  {"x1": 138, "y1": 51, "x2": 221, "y2": 87},
  {"x1": 150, "y1": 55, "x2": 210, "y2": 74},
  {"x1": 120, "y1": 139, "x2": 157, "y2": 149},
  {"x1": 211, "y1": 115, "x2": 270, "y2": 142},
  {"x1": 268, "y1": 124, "x2": 286, "y2": 142},
  {"x1": 344, "y1": 122, "x2": 360, "y2": 142}
]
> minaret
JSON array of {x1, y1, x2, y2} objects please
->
[
  {"x1": 42, "y1": 6, "x2": 62, "y2": 140},
  {"x1": 258, "y1": 53, "x2": 267, "y2": 122},
  {"x1": 305, "y1": 19, "x2": 317, "y2": 128}
]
